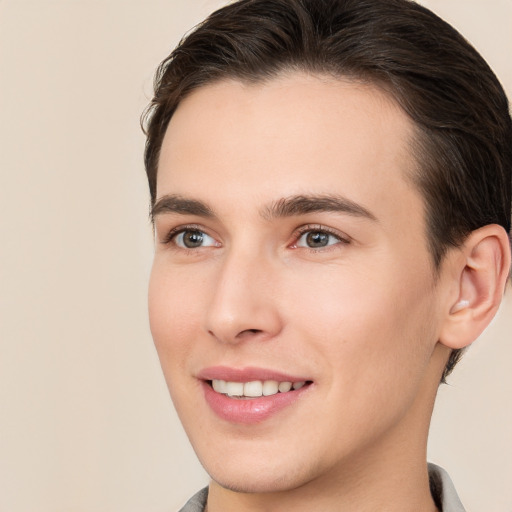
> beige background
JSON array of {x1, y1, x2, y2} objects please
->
[{"x1": 0, "y1": 0, "x2": 510, "y2": 510}]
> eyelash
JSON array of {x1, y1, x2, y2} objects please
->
[{"x1": 160, "y1": 224, "x2": 350, "y2": 251}]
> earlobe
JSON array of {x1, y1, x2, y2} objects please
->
[{"x1": 439, "y1": 225, "x2": 511, "y2": 350}]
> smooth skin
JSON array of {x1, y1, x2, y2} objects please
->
[{"x1": 149, "y1": 74, "x2": 510, "y2": 512}]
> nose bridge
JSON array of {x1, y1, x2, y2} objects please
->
[{"x1": 205, "y1": 243, "x2": 281, "y2": 344}]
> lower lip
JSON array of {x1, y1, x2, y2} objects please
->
[{"x1": 202, "y1": 381, "x2": 311, "y2": 424}]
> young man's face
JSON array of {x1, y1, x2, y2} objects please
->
[{"x1": 149, "y1": 74, "x2": 450, "y2": 493}]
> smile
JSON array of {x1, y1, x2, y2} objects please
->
[
  {"x1": 199, "y1": 367, "x2": 313, "y2": 423},
  {"x1": 211, "y1": 379, "x2": 307, "y2": 398}
]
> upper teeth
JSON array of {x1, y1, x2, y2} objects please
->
[{"x1": 212, "y1": 379, "x2": 306, "y2": 397}]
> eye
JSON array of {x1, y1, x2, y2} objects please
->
[
  {"x1": 294, "y1": 228, "x2": 347, "y2": 249},
  {"x1": 173, "y1": 229, "x2": 219, "y2": 249}
]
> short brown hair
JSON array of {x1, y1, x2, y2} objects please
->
[{"x1": 142, "y1": 0, "x2": 512, "y2": 380}]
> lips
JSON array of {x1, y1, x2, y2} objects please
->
[{"x1": 198, "y1": 366, "x2": 313, "y2": 424}]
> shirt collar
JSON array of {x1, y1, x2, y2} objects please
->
[{"x1": 428, "y1": 463, "x2": 466, "y2": 512}]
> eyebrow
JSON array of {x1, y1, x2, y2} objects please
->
[
  {"x1": 151, "y1": 194, "x2": 215, "y2": 220},
  {"x1": 151, "y1": 193, "x2": 377, "y2": 223},
  {"x1": 262, "y1": 194, "x2": 378, "y2": 221}
]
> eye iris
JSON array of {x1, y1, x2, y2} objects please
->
[
  {"x1": 183, "y1": 230, "x2": 204, "y2": 248},
  {"x1": 306, "y1": 231, "x2": 329, "y2": 247}
]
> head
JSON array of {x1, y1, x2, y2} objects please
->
[
  {"x1": 143, "y1": 0, "x2": 512, "y2": 382},
  {"x1": 142, "y1": 0, "x2": 512, "y2": 500}
]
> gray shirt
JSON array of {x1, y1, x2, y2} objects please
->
[{"x1": 178, "y1": 463, "x2": 465, "y2": 512}]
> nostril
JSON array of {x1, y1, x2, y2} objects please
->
[{"x1": 236, "y1": 328, "x2": 264, "y2": 337}]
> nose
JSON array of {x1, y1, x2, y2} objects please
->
[{"x1": 204, "y1": 249, "x2": 283, "y2": 345}]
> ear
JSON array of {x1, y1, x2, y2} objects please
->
[{"x1": 439, "y1": 224, "x2": 511, "y2": 350}]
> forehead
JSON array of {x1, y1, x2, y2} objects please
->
[{"x1": 157, "y1": 73, "x2": 424, "y2": 234}]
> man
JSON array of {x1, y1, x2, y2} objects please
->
[{"x1": 142, "y1": 0, "x2": 512, "y2": 510}]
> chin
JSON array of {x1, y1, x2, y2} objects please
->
[
  {"x1": 212, "y1": 475, "x2": 293, "y2": 494},
  {"x1": 197, "y1": 448, "x2": 323, "y2": 495},
  {"x1": 209, "y1": 468, "x2": 308, "y2": 494}
]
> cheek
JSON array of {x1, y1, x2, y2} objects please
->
[
  {"x1": 286, "y1": 263, "x2": 438, "y2": 383},
  {"x1": 148, "y1": 263, "x2": 201, "y2": 366},
  {"x1": 148, "y1": 263, "x2": 209, "y2": 419}
]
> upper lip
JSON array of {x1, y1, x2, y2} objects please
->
[{"x1": 197, "y1": 366, "x2": 311, "y2": 383}]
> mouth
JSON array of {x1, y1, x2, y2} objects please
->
[
  {"x1": 199, "y1": 368, "x2": 314, "y2": 423},
  {"x1": 207, "y1": 379, "x2": 312, "y2": 399}
]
